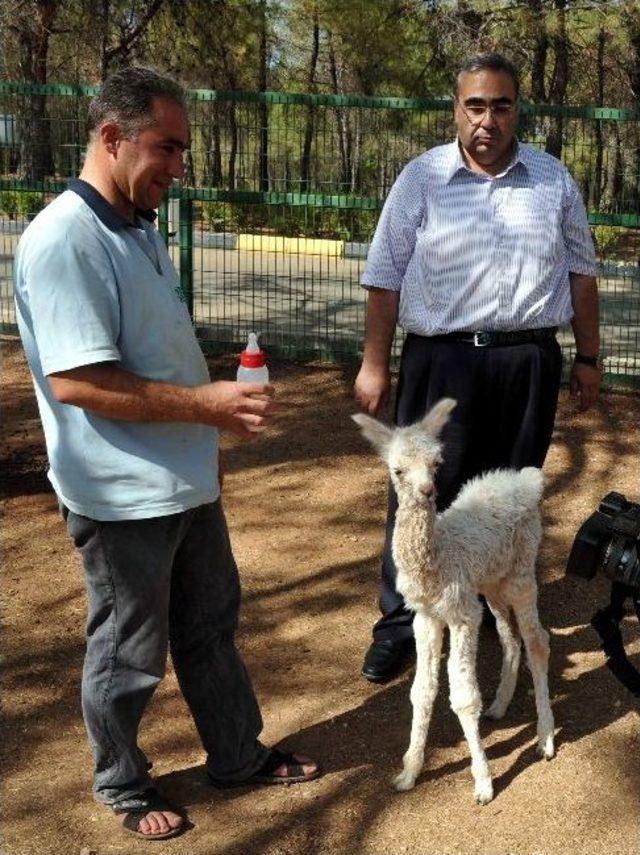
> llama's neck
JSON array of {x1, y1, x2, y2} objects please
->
[{"x1": 392, "y1": 498, "x2": 441, "y2": 602}]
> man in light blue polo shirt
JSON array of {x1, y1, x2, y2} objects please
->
[
  {"x1": 14, "y1": 67, "x2": 319, "y2": 841},
  {"x1": 355, "y1": 53, "x2": 601, "y2": 684}
]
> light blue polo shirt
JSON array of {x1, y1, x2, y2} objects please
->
[{"x1": 14, "y1": 180, "x2": 219, "y2": 521}]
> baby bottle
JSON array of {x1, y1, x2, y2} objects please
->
[{"x1": 237, "y1": 332, "x2": 269, "y2": 384}]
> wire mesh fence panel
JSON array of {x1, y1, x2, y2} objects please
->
[
  {"x1": 185, "y1": 91, "x2": 457, "y2": 197},
  {"x1": 0, "y1": 217, "x2": 22, "y2": 331},
  {"x1": 187, "y1": 199, "x2": 371, "y2": 361},
  {"x1": 0, "y1": 191, "x2": 54, "y2": 332},
  {"x1": 0, "y1": 83, "x2": 638, "y2": 390}
]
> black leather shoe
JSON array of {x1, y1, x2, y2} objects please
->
[{"x1": 361, "y1": 638, "x2": 415, "y2": 683}]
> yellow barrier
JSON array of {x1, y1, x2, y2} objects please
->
[{"x1": 237, "y1": 233, "x2": 344, "y2": 257}]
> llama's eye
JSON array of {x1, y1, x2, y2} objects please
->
[{"x1": 393, "y1": 468, "x2": 404, "y2": 477}]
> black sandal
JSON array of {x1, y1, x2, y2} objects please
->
[
  {"x1": 210, "y1": 748, "x2": 321, "y2": 788},
  {"x1": 112, "y1": 787, "x2": 186, "y2": 840}
]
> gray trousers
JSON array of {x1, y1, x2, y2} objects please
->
[{"x1": 63, "y1": 500, "x2": 269, "y2": 804}]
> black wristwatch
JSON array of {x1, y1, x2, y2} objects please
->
[{"x1": 574, "y1": 352, "x2": 599, "y2": 368}]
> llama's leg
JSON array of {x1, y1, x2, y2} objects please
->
[
  {"x1": 448, "y1": 617, "x2": 493, "y2": 804},
  {"x1": 483, "y1": 599, "x2": 521, "y2": 720},
  {"x1": 513, "y1": 592, "x2": 555, "y2": 760},
  {"x1": 393, "y1": 611, "x2": 444, "y2": 792}
]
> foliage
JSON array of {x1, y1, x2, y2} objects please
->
[
  {"x1": 200, "y1": 199, "x2": 376, "y2": 241},
  {"x1": 5, "y1": 0, "x2": 640, "y2": 105},
  {"x1": 0, "y1": 190, "x2": 19, "y2": 218},
  {"x1": 201, "y1": 201, "x2": 239, "y2": 232},
  {"x1": 0, "y1": 190, "x2": 46, "y2": 219},
  {"x1": 17, "y1": 190, "x2": 45, "y2": 218},
  {"x1": 4, "y1": 0, "x2": 640, "y2": 224},
  {"x1": 591, "y1": 224, "x2": 623, "y2": 257}
]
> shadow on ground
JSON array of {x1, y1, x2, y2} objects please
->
[{"x1": 2, "y1": 338, "x2": 639, "y2": 855}]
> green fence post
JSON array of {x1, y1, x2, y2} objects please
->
[
  {"x1": 157, "y1": 197, "x2": 169, "y2": 245},
  {"x1": 179, "y1": 197, "x2": 194, "y2": 319}
]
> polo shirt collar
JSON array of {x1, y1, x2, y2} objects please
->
[
  {"x1": 445, "y1": 138, "x2": 529, "y2": 183},
  {"x1": 67, "y1": 178, "x2": 157, "y2": 230}
]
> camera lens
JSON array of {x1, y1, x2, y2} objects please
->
[
  {"x1": 603, "y1": 535, "x2": 640, "y2": 588},
  {"x1": 619, "y1": 542, "x2": 640, "y2": 588}
]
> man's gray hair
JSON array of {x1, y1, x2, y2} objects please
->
[
  {"x1": 456, "y1": 53, "x2": 520, "y2": 99},
  {"x1": 87, "y1": 66, "x2": 186, "y2": 139}
]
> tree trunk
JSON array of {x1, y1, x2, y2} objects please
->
[
  {"x1": 258, "y1": 0, "x2": 269, "y2": 192},
  {"x1": 100, "y1": 0, "x2": 110, "y2": 81},
  {"x1": 183, "y1": 150, "x2": 195, "y2": 186},
  {"x1": 545, "y1": 0, "x2": 568, "y2": 159},
  {"x1": 201, "y1": 99, "x2": 222, "y2": 187},
  {"x1": 336, "y1": 108, "x2": 351, "y2": 191},
  {"x1": 622, "y1": 1, "x2": 640, "y2": 223},
  {"x1": 211, "y1": 109, "x2": 222, "y2": 187},
  {"x1": 593, "y1": 27, "x2": 606, "y2": 209},
  {"x1": 221, "y1": 53, "x2": 238, "y2": 191},
  {"x1": 602, "y1": 125, "x2": 622, "y2": 213},
  {"x1": 623, "y1": 4, "x2": 640, "y2": 102},
  {"x1": 529, "y1": 0, "x2": 548, "y2": 102},
  {"x1": 300, "y1": 7, "x2": 320, "y2": 193},
  {"x1": 228, "y1": 102, "x2": 238, "y2": 191},
  {"x1": 351, "y1": 110, "x2": 361, "y2": 192},
  {"x1": 328, "y1": 36, "x2": 351, "y2": 192},
  {"x1": 15, "y1": 0, "x2": 58, "y2": 181}
]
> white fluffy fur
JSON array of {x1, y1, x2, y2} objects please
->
[{"x1": 352, "y1": 399, "x2": 555, "y2": 804}]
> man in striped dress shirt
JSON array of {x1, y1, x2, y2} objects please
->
[{"x1": 355, "y1": 52, "x2": 600, "y2": 683}]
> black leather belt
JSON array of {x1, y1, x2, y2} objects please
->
[{"x1": 421, "y1": 327, "x2": 557, "y2": 347}]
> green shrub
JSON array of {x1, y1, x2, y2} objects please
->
[
  {"x1": 591, "y1": 225, "x2": 621, "y2": 256},
  {"x1": 0, "y1": 191, "x2": 46, "y2": 220},
  {"x1": 201, "y1": 200, "x2": 239, "y2": 232},
  {"x1": 0, "y1": 190, "x2": 19, "y2": 219},
  {"x1": 16, "y1": 191, "x2": 45, "y2": 220},
  {"x1": 199, "y1": 200, "x2": 379, "y2": 242}
]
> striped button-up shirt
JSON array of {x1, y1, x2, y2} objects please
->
[{"x1": 362, "y1": 140, "x2": 597, "y2": 335}]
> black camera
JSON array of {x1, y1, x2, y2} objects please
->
[
  {"x1": 566, "y1": 492, "x2": 640, "y2": 589},
  {"x1": 567, "y1": 492, "x2": 640, "y2": 698}
]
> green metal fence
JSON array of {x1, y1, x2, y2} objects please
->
[{"x1": 1, "y1": 82, "x2": 639, "y2": 390}]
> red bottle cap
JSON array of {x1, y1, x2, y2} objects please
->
[{"x1": 239, "y1": 347, "x2": 266, "y2": 368}]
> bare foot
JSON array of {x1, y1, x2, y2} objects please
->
[
  {"x1": 209, "y1": 748, "x2": 321, "y2": 788},
  {"x1": 271, "y1": 752, "x2": 318, "y2": 780},
  {"x1": 118, "y1": 808, "x2": 183, "y2": 837}
]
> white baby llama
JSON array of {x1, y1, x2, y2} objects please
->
[{"x1": 352, "y1": 398, "x2": 555, "y2": 805}]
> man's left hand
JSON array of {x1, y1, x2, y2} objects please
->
[{"x1": 570, "y1": 361, "x2": 600, "y2": 411}]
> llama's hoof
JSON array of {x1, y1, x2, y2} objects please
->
[
  {"x1": 482, "y1": 700, "x2": 507, "y2": 720},
  {"x1": 392, "y1": 770, "x2": 416, "y2": 792},
  {"x1": 474, "y1": 780, "x2": 494, "y2": 805},
  {"x1": 537, "y1": 735, "x2": 555, "y2": 760}
]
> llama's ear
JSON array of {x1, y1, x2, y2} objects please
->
[
  {"x1": 351, "y1": 413, "x2": 393, "y2": 458},
  {"x1": 420, "y1": 398, "x2": 456, "y2": 437}
]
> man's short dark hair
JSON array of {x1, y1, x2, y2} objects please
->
[
  {"x1": 87, "y1": 66, "x2": 186, "y2": 138},
  {"x1": 456, "y1": 53, "x2": 520, "y2": 99}
]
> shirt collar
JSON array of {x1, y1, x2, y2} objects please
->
[
  {"x1": 67, "y1": 178, "x2": 157, "y2": 230},
  {"x1": 445, "y1": 138, "x2": 529, "y2": 183}
]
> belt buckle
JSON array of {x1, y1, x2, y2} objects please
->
[{"x1": 473, "y1": 331, "x2": 491, "y2": 347}]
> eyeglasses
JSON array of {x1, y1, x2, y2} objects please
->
[{"x1": 456, "y1": 99, "x2": 516, "y2": 126}]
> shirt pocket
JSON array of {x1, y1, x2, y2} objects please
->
[{"x1": 512, "y1": 185, "x2": 564, "y2": 267}]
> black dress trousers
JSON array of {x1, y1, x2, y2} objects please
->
[{"x1": 373, "y1": 333, "x2": 563, "y2": 642}]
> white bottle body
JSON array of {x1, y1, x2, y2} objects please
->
[{"x1": 237, "y1": 364, "x2": 269, "y2": 384}]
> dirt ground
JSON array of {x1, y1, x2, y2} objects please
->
[{"x1": 2, "y1": 336, "x2": 639, "y2": 855}]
